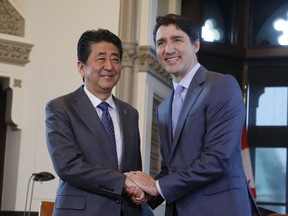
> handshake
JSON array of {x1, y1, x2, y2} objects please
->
[{"x1": 124, "y1": 171, "x2": 159, "y2": 205}]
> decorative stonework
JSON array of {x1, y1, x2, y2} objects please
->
[
  {"x1": 0, "y1": 38, "x2": 33, "y2": 65},
  {"x1": 122, "y1": 40, "x2": 138, "y2": 68},
  {"x1": 13, "y1": 78, "x2": 22, "y2": 88},
  {"x1": 138, "y1": 45, "x2": 172, "y2": 87},
  {"x1": 0, "y1": 0, "x2": 25, "y2": 36}
]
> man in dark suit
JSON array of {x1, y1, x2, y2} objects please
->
[
  {"x1": 45, "y1": 29, "x2": 145, "y2": 216},
  {"x1": 128, "y1": 14, "x2": 261, "y2": 216}
]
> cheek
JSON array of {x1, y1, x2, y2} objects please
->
[
  {"x1": 156, "y1": 53, "x2": 163, "y2": 63},
  {"x1": 114, "y1": 65, "x2": 122, "y2": 74},
  {"x1": 89, "y1": 65, "x2": 103, "y2": 77},
  {"x1": 183, "y1": 48, "x2": 194, "y2": 60},
  {"x1": 156, "y1": 48, "x2": 163, "y2": 58}
]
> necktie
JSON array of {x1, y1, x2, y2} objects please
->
[
  {"x1": 172, "y1": 85, "x2": 184, "y2": 135},
  {"x1": 97, "y1": 102, "x2": 118, "y2": 165}
]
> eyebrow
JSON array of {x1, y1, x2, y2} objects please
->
[
  {"x1": 156, "y1": 35, "x2": 184, "y2": 43},
  {"x1": 96, "y1": 52, "x2": 120, "y2": 58},
  {"x1": 156, "y1": 38, "x2": 164, "y2": 44},
  {"x1": 171, "y1": 35, "x2": 184, "y2": 40}
]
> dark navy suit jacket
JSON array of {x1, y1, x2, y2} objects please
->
[{"x1": 149, "y1": 66, "x2": 260, "y2": 216}]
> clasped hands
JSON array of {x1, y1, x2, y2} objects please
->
[{"x1": 124, "y1": 171, "x2": 159, "y2": 205}]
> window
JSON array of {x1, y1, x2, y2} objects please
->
[
  {"x1": 256, "y1": 87, "x2": 287, "y2": 126},
  {"x1": 201, "y1": 0, "x2": 225, "y2": 43},
  {"x1": 254, "y1": 1, "x2": 288, "y2": 46},
  {"x1": 248, "y1": 69, "x2": 288, "y2": 213},
  {"x1": 202, "y1": 18, "x2": 223, "y2": 42},
  {"x1": 255, "y1": 148, "x2": 287, "y2": 213},
  {"x1": 273, "y1": 14, "x2": 288, "y2": 45}
]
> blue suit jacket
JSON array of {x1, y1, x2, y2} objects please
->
[
  {"x1": 150, "y1": 66, "x2": 260, "y2": 216},
  {"x1": 46, "y1": 86, "x2": 142, "y2": 216}
]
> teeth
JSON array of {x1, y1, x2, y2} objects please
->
[{"x1": 167, "y1": 57, "x2": 179, "y2": 62}]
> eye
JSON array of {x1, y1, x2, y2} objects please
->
[
  {"x1": 96, "y1": 57, "x2": 105, "y2": 62},
  {"x1": 173, "y1": 37, "x2": 183, "y2": 43},
  {"x1": 111, "y1": 58, "x2": 120, "y2": 63},
  {"x1": 157, "y1": 40, "x2": 165, "y2": 47}
]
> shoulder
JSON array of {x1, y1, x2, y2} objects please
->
[
  {"x1": 46, "y1": 86, "x2": 84, "y2": 109},
  {"x1": 205, "y1": 71, "x2": 244, "y2": 107},
  {"x1": 113, "y1": 97, "x2": 139, "y2": 114},
  {"x1": 204, "y1": 70, "x2": 240, "y2": 89},
  {"x1": 193, "y1": 66, "x2": 237, "y2": 87}
]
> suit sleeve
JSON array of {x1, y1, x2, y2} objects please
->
[
  {"x1": 157, "y1": 74, "x2": 246, "y2": 204},
  {"x1": 45, "y1": 98, "x2": 126, "y2": 199}
]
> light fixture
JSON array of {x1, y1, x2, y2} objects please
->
[{"x1": 23, "y1": 172, "x2": 55, "y2": 216}]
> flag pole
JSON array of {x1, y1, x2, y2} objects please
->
[{"x1": 241, "y1": 63, "x2": 257, "y2": 199}]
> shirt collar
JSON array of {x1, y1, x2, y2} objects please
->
[
  {"x1": 83, "y1": 86, "x2": 116, "y2": 109},
  {"x1": 172, "y1": 63, "x2": 201, "y2": 90}
]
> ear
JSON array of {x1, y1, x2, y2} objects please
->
[
  {"x1": 193, "y1": 40, "x2": 200, "y2": 54},
  {"x1": 77, "y1": 61, "x2": 85, "y2": 78}
]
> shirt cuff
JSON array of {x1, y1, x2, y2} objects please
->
[{"x1": 156, "y1": 180, "x2": 165, "y2": 199}]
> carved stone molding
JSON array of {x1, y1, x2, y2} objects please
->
[
  {"x1": 0, "y1": 0, "x2": 24, "y2": 37},
  {"x1": 116, "y1": 40, "x2": 138, "y2": 104},
  {"x1": 122, "y1": 40, "x2": 138, "y2": 68},
  {"x1": 0, "y1": 38, "x2": 33, "y2": 66},
  {"x1": 138, "y1": 45, "x2": 172, "y2": 87}
]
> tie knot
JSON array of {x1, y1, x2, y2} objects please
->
[
  {"x1": 97, "y1": 102, "x2": 109, "y2": 111},
  {"x1": 175, "y1": 85, "x2": 184, "y2": 95}
]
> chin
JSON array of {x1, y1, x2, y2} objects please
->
[{"x1": 166, "y1": 69, "x2": 180, "y2": 75}]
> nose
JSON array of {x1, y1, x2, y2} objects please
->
[
  {"x1": 104, "y1": 59, "x2": 113, "y2": 70},
  {"x1": 165, "y1": 42, "x2": 175, "y2": 54}
]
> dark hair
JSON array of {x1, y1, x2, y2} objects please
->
[
  {"x1": 77, "y1": 29, "x2": 123, "y2": 64},
  {"x1": 153, "y1": 14, "x2": 199, "y2": 45}
]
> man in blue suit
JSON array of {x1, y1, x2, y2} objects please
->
[
  {"x1": 46, "y1": 29, "x2": 146, "y2": 216},
  {"x1": 128, "y1": 14, "x2": 261, "y2": 216}
]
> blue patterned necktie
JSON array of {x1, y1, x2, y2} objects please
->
[
  {"x1": 172, "y1": 85, "x2": 184, "y2": 135},
  {"x1": 97, "y1": 102, "x2": 118, "y2": 165}
]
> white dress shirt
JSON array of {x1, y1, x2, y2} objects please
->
[{"x1": 83, "y1": 86, "x2": 123, "y2": 168}]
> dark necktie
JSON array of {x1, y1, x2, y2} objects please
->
[
  {"x1": 172, "y1": 85, "x2": 184, "y2": 135},
  {"x1": 97, "y1": 102, "x2": 118, "y2": 165}
]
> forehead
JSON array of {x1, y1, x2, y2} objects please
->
[
  {"x1": 156, "y1": 24, "x2": 188, "y2": 41},
  {"x1": 90, "y1": 41, "x2": 119, "y2": 55}
]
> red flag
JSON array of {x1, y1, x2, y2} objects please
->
[{"x1": 241, "y1": 124, "x2": 257, "y2": 199}]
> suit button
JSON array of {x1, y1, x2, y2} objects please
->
[
  {"x1": 170, "y1": 168, "x2": 176, "y2": 172},
  {"x1": 116, "y1": 199, "x2": 121, "y2": 204}
]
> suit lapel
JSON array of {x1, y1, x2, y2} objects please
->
[
  {"x1": 71, "y1": 87, "x2": 118, "y2": 169},
  {"x1": 159, "y1": 95, "x2": 174, "y2": 157},
  {"x1": 171, "y1": 66, "x2": 207, "y2": 150},
  {"x1": 113, "y1": 97, "x2": 129, "y2": 171},
  {"x1": 71, "y1": 87, "x2": 102, "y2": 134}
]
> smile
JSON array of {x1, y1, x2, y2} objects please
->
[{"x1": 165, "y1": 57, "x2": 180, "y2": 62}]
